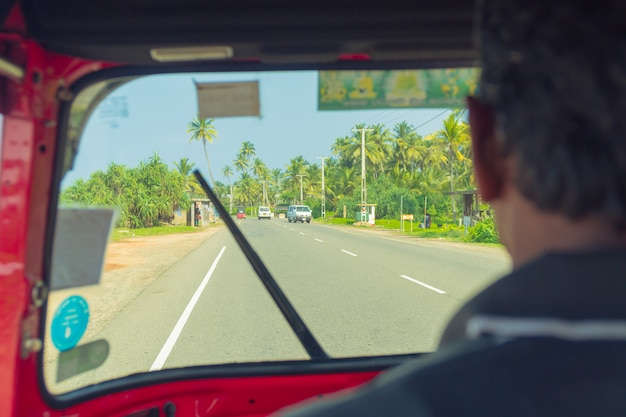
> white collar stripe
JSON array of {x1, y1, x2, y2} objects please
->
[{"x1": 466, "y1": 316, "x2": 626, "y2": 341}]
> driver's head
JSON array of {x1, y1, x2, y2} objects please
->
[{"x1": 469, "y1": 0, "x2": 626, "y2": 258}]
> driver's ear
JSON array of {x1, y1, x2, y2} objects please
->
[{"x1": 467, "y1": 96, "x2": 506, "y2": 202}]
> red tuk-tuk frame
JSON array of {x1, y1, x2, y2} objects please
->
[{"x1": 0, "y1": 1, "x2": 476, "y2": 416}]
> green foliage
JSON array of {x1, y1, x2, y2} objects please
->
[
  {"x1": 218, "y1": 114, "x2": 475, "y2": 224},
  {"x1": 318, "y1": 217, "x2": 355, "y2": 226},
  {"x1": 466, "y1": 216, "x2": 500, "y2": 244},
  {"x1": 306, "y1": 199, "x2": 322, "y2": 218},
  {"x1": 62, "y1": 154, "x2": 190, "y2": 228},
  {"x1": 408, "y1": 223, "x2": 465, "y2": 239},
  {"x1": 374, "y1": 218, "x2": 400, "y2": 229}
]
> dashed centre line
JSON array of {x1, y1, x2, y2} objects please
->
[
  {"x1": 299, "y1": 232, "x2": 306, "y2": 235},
  {"x1": 400, "y1": 275, "x2": 446, "y2": 294},
  {"x1": 341, "y1": 249, "x2": 358, "y2": 257},
  {"x1": 315, "y1": 238, "x2": 324, "y2": 243}
]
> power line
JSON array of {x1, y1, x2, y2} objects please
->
[
  {"x1": 413, "y1": 109, "x2": 451, "y2": 131},
  {"x1": 360, "y1": 108, "x2": 452, "y2": 134}
]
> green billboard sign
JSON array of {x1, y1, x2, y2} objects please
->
[{"x1": 318, "y1": 68, "x2": 479, "y2": 110}]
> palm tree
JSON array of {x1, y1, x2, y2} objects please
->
[
  {"x1": 368, "y1": 123, "x2": 392, "y2": 178},
  {"x1": 331, "y1": 135, "x2": 356, "y2": 168},
  {"x1": 174, "y1": 157, "x2": 194, "y2": 177},
  {"x1": 233, "y1": 153, "x2": 249, "y2": 175},
  {"x1": 392, "y1": 121, "x2": 426, "y2": 177},
  {"x1": 235, "y1": 172, "x2": 260, "y2": 207},
  {"x1": 305, "y1": 163, "x2": 322, "y2": 199},
  {"x1": 222, "y1": 165, "x2": 234, "y2": 213},
  {"x1": 330, "y1": 165, "x2": 357, "y2": 202},
  {"x1": 187, "y1": 116, "x2": 219, "y2": 186},
  {"x1": 252, "y1": 158, "x2": 268, "y2": 179},
  {"x1": 174, "y1": 157, "x2": 203, "y2": 197},
  {"x1": 331, "y1": 124, "x2": 383, "y2": 176},
  {"x1": 285, "y1": 156, "x2": 308, "y2": 202},
  {"x1": 426, "y1": 110, "x2": 471, "y2": 223},
  {"x1": 239, "y1": 141, "x2": 256, "y2": 162},
  {"x1": 270, "y1": 168, "x2": 283, "y2": 204}
]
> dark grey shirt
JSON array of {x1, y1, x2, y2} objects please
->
[{"x1": 279, "y1": 251, "x2": 626, "y2": 417}]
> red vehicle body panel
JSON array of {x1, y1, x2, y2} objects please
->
[{"x1": 0, "y1": 4, "x2": 383, "y2": 417}]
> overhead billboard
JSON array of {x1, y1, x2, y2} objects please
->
[{"x1": 318, "y1": 68, "x2": 479, "y2": 110}]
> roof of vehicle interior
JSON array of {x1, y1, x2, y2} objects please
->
[{"x1": 8, "y1": 0, "x2": 476, "y2": 65}]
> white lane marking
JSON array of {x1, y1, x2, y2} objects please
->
[
  {"x1": 315, "y1": 238, "x2": 324, "y2": 243},
  {"x1": 341, "y1": 249, "x2": 358, "y2": 257},
  {"x1": 417, "y1": 243, "x2": 432, "y2": 247},
  {"x1": 400, "y1": 275, "x2": 446, "y2": 294},
  {"x1": 289, "y1": 228, "x2": 295, "y2": 231},
  {"x1": 299, "y1": 232, "x2": 306, "y2": 235},
  {"x1": 150, "y1": 246, "x2": 227, "y2": 371}
]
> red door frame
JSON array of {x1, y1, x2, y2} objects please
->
[
  {"x1": 0, "y1": 6, "x2": 119, "y2": 415},
  {"x1": 0, "y1": 7, "x2": 383, "y2": 417}
]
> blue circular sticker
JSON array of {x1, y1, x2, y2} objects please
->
[{"x1": 51, "y1": 295, "x2": 90, "y2": 352}]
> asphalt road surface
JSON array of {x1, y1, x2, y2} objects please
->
[{"x1": 48, "y1": 220, "x2": 510, "y2": 393}]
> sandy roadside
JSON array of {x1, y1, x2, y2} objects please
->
[{"x1": 44, "y1": 226, "x2": 223, "y2": 365}]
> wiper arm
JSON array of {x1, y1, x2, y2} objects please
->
[{"x1": 194, "y1": 170, "x2": 329, "y2": 360}]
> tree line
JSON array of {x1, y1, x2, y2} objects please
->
[
  {"x1": 196, "y1": 110, "x2": 473, "y2": 225},
  {"x1": 61, "y1": 153, "x2": 190, "y2": 228},
  {"x1": 62, "y1": 110, "x2": 475, "y2": 228}
]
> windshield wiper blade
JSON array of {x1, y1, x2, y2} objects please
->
[{"x1": 194, "y1": 170, "x2": 329, "y2": 360}]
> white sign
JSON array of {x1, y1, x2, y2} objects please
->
[
  {"x1": 196, "y1": 81, "x2": 260, "y2": 118},
  {"x1": 50, "y1": 208, "x2": 118, "y2": 290}
]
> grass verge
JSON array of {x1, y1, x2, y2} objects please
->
[
  {"x1": 316, "y1": 216, "x2": 502, "y2": 246},
  {"x1": 111, "y1": 225, "x2": 214, "y2": 241}
]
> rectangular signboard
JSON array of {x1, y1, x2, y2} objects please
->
[
  {"x1": 196, "y1": 81, "x2": 260, "y2": 118},
  {"x1": 318, "y1": 69, "x2": 479, "y2": 110}
]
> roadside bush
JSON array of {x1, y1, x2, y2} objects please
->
[
  {"x1": 466, "y1": 217, "x2": 500, "y2": 244},
  {"x1": 418, "y1": 223, "x2": 464, "y2": 239}
]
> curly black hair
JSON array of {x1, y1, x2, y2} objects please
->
[{"x1": 476, "y1": 0, "x2": 626, "y2": 229}]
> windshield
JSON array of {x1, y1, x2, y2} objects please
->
[{"x1": 45, "y1": 68, "x2": 510, "y2": 395}]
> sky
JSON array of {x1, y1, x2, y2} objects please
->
[{"x1": 62, "y1": 70, "x2": 459, "y2": 187}]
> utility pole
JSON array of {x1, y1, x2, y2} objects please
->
[
  {"x1": 261, "y1": 180, "x2": 268, "y2": 206},
  {"x1": 228, "y1": 183, "x2": 233, "y2": 215},
  {"x1": 296, "y1": 174, "x2": 305, "y2": 204},
  {"x1": 400, "y1": 194, "x2": 403, "y2": 232},
  {"x1": 316, "y1": 155, "x2": 327, "y2": 218},
  {"x1": 353, "y1": 128, "x2": 373, "y2": 220}
]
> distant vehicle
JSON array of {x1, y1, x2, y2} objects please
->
[
  {"x1": 287, "y1": 205, "x2": 312, "y2": 223},
  {"x1": 258, "y1": 206, "x2": 271, "y2": 220},
  {"x1": 236, "y1": 207, "x2": 246, "y2": 219}
]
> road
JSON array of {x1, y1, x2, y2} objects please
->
[{"x1": 47, "y1": 220, "x2": 510, "y2": 393}]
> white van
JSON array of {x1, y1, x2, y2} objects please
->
[
  {"x1": 258, "y1": 206, "x2": 271, "y2": 220},
  {"x1": 287, "y1": 205, "x2": 312, "y2": 223}
]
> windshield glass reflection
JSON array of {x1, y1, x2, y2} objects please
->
[{"x1": 45, "y1": 69, "x2": 510, "y2": 394}]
